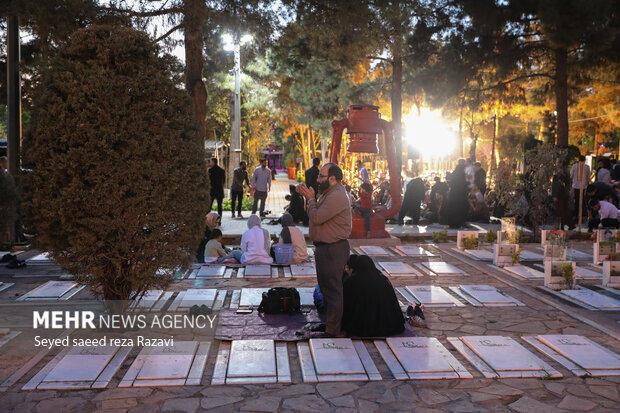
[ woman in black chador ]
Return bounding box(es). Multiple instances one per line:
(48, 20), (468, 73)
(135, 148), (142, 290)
(398, 178), (426, 225)
(341, 255), (405, 337)
(445, 159), (469, 228)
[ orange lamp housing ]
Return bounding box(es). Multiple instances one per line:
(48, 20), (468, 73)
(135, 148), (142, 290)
(330, 105), (402, 239)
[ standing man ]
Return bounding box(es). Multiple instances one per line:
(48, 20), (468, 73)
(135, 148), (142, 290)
(209, 157), (225, 217)
(297, 163), (352, 337)
(305, 157), (321, 194)
(252, 159), (271, 217)
(570, 155), (591, 221)
(473, 162), (487, 195)
(231, 160), (250, 219)
(356, 160), (370, 184)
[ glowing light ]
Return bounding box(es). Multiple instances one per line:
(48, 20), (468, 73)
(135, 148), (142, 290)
(405, 108), (457, 158)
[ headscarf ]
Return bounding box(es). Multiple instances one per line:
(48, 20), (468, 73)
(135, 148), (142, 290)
(247, 214), (261, 229)
(206, 212), (220, 230)
(351, 255), (381, 276)
(280, 212), (295, 244)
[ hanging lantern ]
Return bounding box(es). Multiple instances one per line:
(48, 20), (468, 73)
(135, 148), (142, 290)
(346, 105), (381, 153)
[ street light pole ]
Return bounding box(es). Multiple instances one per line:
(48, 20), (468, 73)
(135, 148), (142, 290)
(231, 36), (241, 174)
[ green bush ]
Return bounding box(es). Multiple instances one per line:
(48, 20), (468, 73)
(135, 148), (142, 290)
(432, 229), (448, 243)
(221, 196), (254, 211)
(28, 25), (209, 302)
(485, 229), (497, 243)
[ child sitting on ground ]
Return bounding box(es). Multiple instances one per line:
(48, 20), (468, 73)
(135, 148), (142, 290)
(355, 182), (373, 237)
(204, 229), (228, 259)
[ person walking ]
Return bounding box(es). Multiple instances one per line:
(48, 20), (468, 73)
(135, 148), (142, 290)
(305, 157), (321, 194)
(297, 163), (352, 337)
(230, 160), (250, 218)
(252, 159), (271, 216)
(208, 157), (226, 217)
(570, 155), (591, 221)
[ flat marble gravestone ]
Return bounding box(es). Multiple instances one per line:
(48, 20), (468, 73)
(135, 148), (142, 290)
(227, 340), (276, 378)
(574, 266), (602, 279)
(244, 265), (272, 277)
(197, 265), (226, 277)
(179, 289), (217, 308)
(537, 335), (620, 370)
(504, 265), (544, 279)
(27, 281), (76, 298)
(27, 253), (52, 262)
(138, 342), (198, 380)
(422, 262), (466, 275)
(462, 336), (545, 371)
(405, 286), (455, 305)
(460, 285), (515, 304)
(520, 250), (544, 261)
(570, 249), (593, 260)
(378, 262), (417, 275)
(560, 289), (620, 309)
(465, 250), (494, 260)
(387, 337), (453, 373)
(309, 338), (365, 375)
(290, 263), (316, 276)
(395, 246), (435, 257)
(359, 246), (391, 255)
(44, 346), (117, 382)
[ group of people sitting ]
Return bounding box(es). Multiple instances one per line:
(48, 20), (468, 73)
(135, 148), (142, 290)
(196, 211), (309, 265)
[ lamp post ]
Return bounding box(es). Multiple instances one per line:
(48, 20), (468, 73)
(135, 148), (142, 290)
(223, 33), (252, 187)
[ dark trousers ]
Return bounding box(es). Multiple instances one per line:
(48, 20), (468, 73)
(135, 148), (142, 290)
(398, 201), (421, 225)
(356, 206), (371, 232)
(554, 194), (572, 229)
(230, 190), (243, 216)
(588, 217), (620, 231)
(314, 239), (350, 336)
(574, 188), (586, 218)
(252, 190), (267, 214)
(210, 194), (223, 217)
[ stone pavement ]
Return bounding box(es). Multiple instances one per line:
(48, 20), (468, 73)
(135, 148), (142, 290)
(1, 241), (620, 412)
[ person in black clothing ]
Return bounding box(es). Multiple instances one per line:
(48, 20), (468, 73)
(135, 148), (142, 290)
(285, 185), (309, 225)
(341, 255), (405, 337)
(230, 160), (250, 218)
(445, 159), (469, 228)
(305, 157), (321, 195)
(208, 157), (226, 217)
(398, 178), (425, 225)
(552, 163), (574, 230)
(473, 162), (486, 195)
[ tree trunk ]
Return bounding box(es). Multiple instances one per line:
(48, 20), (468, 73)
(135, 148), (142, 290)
(458, 100), (464, 158)
(391, 54), (403, 178)
(555, 46), (569, 147)
(184, 0), (207, 144)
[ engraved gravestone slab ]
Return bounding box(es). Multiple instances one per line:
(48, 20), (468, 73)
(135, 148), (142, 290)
(395, 246), (435, 257)
(239, 288), (265, 307)
(560, 289), (620, 309)
(537, 335), (620, 370)
(137, 342), (198, 380)
(465, 250), (494, 260)
(227, 340), (276, 378)
(462, 336), (544, 371)
(28, 281), (76, 298)
(405, 286), (455, 305)
(290, 263), (316, 276)
(570, 249), (593, 260)
(504, 266), (544, 279)
(197, 265), (226, 277)
(135, 290), (163, 308)
(460, 285), (515, 304)
(359, 246), (391, 255)
(597, 229), (617, 243)
(244, 265), (272, 277)
(422, 262), (466, 275)
(520, 250), (544, 261)
(44, 346), (118, 382)
(180, 289), (217, 308)
(378, 262), (418, 275)
(309, 338), (365, 375)
(574, 266), (602, 279)
(387, 337), (453, 373)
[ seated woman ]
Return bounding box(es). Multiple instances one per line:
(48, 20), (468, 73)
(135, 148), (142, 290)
(274, 213), (308, 263)
(341, 255), (405, 337)
(232, 214), (273, 264)
(196, 212), (220, 263)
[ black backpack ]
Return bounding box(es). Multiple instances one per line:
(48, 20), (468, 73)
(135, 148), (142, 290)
(258, 287), (301, 314)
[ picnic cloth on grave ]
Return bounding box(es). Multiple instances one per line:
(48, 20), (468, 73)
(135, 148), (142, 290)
(215, 308), (416, 341)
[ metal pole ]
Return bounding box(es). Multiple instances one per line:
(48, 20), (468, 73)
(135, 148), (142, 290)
(227, 36), (242, 189)
(578, 162), (584, 232)
(7, 15), (21, 177)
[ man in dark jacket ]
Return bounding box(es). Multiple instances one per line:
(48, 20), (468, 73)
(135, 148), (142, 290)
(209, 157), (226, 217)
(473, 162), (487, 195)
(230, 160), (250, 218)
(305, 157), (321, 195)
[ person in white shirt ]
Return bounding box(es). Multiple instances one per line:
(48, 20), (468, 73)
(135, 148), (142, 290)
(356, 160), (370, 184)
(596, 158), (612, 184)
(570, 155), (591, 219)
(231, 214), (273, 264)
(464, 158), (474, 188)
(588, 199), (619, 231)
